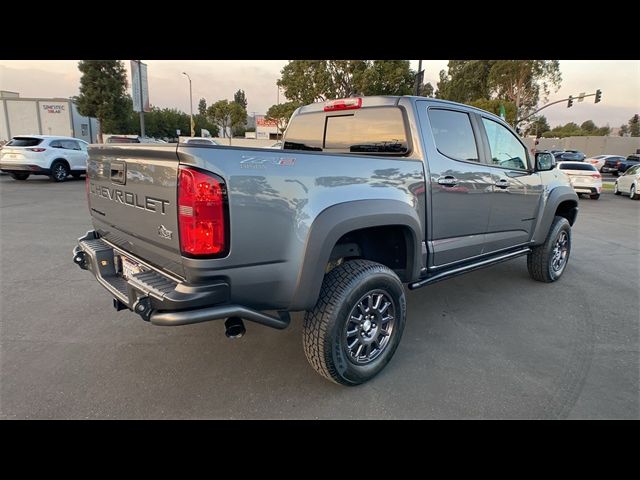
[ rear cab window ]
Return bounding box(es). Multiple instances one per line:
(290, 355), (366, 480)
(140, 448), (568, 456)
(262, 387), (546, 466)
(284, 107), (409, 155)
(7, 137), (43, 147)
(558, 163), (597, 171)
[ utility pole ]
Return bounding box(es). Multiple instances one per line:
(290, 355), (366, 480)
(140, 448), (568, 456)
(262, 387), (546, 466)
(182, 72), (194, 136)
(415, 60), (423, 96)
(136, 60), (146, 138)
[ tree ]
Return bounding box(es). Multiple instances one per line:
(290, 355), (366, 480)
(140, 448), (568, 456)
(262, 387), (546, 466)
(628, 114), (640, 137)
(207, 100), (247, 144)
(580, 120), (597, 133)
(359, 60), (415, 96)
(487, 60), (562, 123)
(435, 60), (495, 103)
(233, 90), (248, 110)
(76, 60), (129, 143)
(541, 121), (610, 139)
(524, 115), (550, 137)
(277, 60), (417, 104)
(469, 99), (517, 126)
(265, 102), (300, 137)
(419, 82), (434, 98)
(198, 98), (207, 116)
(619, 124), (629, 137)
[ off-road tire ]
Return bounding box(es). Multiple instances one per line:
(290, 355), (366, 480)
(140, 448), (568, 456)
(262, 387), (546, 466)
(303, 259), (406, 386)
(527, 216), (571, 283)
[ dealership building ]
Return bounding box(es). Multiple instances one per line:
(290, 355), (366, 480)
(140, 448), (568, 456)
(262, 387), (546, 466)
(0, 91), (99, 143)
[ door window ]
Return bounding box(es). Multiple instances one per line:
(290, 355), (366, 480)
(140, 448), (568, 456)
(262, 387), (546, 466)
(482, 118), (529, 170)
(428, 109), (479, 162)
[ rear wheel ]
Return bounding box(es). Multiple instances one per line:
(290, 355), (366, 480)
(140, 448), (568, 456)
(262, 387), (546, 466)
(527, 216), (571, 283)
(630, 184), (639, 200)
(50, 161), (69, 182)
(303, 259), (406, 386)
(614, 182), (621, 195)
(9, 173), (30, 181)
(590, 193), (600, 200)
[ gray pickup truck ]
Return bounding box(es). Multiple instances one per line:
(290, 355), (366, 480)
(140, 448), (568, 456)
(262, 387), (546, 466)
(73, 96), (578, 385)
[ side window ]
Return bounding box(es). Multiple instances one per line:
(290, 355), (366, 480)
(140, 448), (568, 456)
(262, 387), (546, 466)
(482, 118), (528, 170)
(79, 142), (88, 152)
(626, 165), (638, 175)
(62, 140), (80, 150)
(50, 140), (63, 148)
(428, 109), (479, 162)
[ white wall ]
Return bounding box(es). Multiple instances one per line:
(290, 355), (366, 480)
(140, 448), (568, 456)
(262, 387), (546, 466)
(523, 136), (640, 157)
(6, 100), (39, 137)
(0, 102), (8, 142)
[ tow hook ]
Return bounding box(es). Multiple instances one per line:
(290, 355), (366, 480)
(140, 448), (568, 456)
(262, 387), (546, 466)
(133, 297), (152, 322)
(224, 317), (246, 339)
(73, 251), (88, 270)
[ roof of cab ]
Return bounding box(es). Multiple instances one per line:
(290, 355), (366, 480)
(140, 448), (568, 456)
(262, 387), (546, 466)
(296, 95), (506, 124)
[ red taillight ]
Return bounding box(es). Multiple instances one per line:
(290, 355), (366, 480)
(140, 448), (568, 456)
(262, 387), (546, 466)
(591, 173), (601, 178)
(323, 97), (362, 111)
(178, 166), (227, 257)
(27, 148), (46, 152)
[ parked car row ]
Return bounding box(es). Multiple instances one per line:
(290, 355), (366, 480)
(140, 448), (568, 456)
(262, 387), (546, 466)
(602, 154), (640, 176)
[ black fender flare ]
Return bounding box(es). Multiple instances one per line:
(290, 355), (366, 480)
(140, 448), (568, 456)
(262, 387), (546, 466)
(531, 185), (578, 245)
(289, 199), (423, 311)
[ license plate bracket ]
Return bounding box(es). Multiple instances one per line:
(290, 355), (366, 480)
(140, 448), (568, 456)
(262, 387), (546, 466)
(121, 255), (143, 279)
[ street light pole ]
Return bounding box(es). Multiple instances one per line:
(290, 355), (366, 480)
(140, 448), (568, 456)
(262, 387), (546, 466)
(182, 72), (194, 137)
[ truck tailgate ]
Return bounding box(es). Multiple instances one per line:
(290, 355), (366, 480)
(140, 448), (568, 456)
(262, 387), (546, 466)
(87, 144), (184, 278)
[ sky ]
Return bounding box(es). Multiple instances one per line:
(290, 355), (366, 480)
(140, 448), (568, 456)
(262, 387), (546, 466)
(1, 60), (638, 128)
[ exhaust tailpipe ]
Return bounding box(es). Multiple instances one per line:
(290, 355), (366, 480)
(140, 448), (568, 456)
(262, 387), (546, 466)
(225, 317), (246, 339)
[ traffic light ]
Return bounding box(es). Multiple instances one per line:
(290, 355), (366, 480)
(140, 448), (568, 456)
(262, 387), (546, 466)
(567, 95), (574, 108)
(595, 89), (602, 103)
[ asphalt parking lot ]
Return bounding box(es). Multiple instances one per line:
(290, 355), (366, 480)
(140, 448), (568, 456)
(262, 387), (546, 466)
(1, 174), (638, 419)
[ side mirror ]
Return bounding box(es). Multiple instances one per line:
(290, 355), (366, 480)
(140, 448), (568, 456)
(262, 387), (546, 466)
(536, 152), (555, 171)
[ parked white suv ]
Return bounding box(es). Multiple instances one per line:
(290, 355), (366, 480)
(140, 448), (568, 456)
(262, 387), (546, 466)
(0, 135), (89, 182)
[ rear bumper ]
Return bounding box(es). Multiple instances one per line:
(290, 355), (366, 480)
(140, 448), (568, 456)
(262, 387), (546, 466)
(72, 230), (289, 329)
(0, 163), (50, 174)
(601, 166), (618, 173)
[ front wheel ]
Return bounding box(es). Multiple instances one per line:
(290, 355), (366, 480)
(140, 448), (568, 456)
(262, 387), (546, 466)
(9, 173), (30, 181)
(527, 216), (572, 283)
(630, 184), (639, 200)
(614, 183), (621, 195)
(590, 193), (600, 200)
(303, 260), (406, 386)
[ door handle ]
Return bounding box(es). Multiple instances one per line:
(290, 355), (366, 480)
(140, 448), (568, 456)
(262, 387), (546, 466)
(494, 179), (509, 189)
(437, 176), (458, 186)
